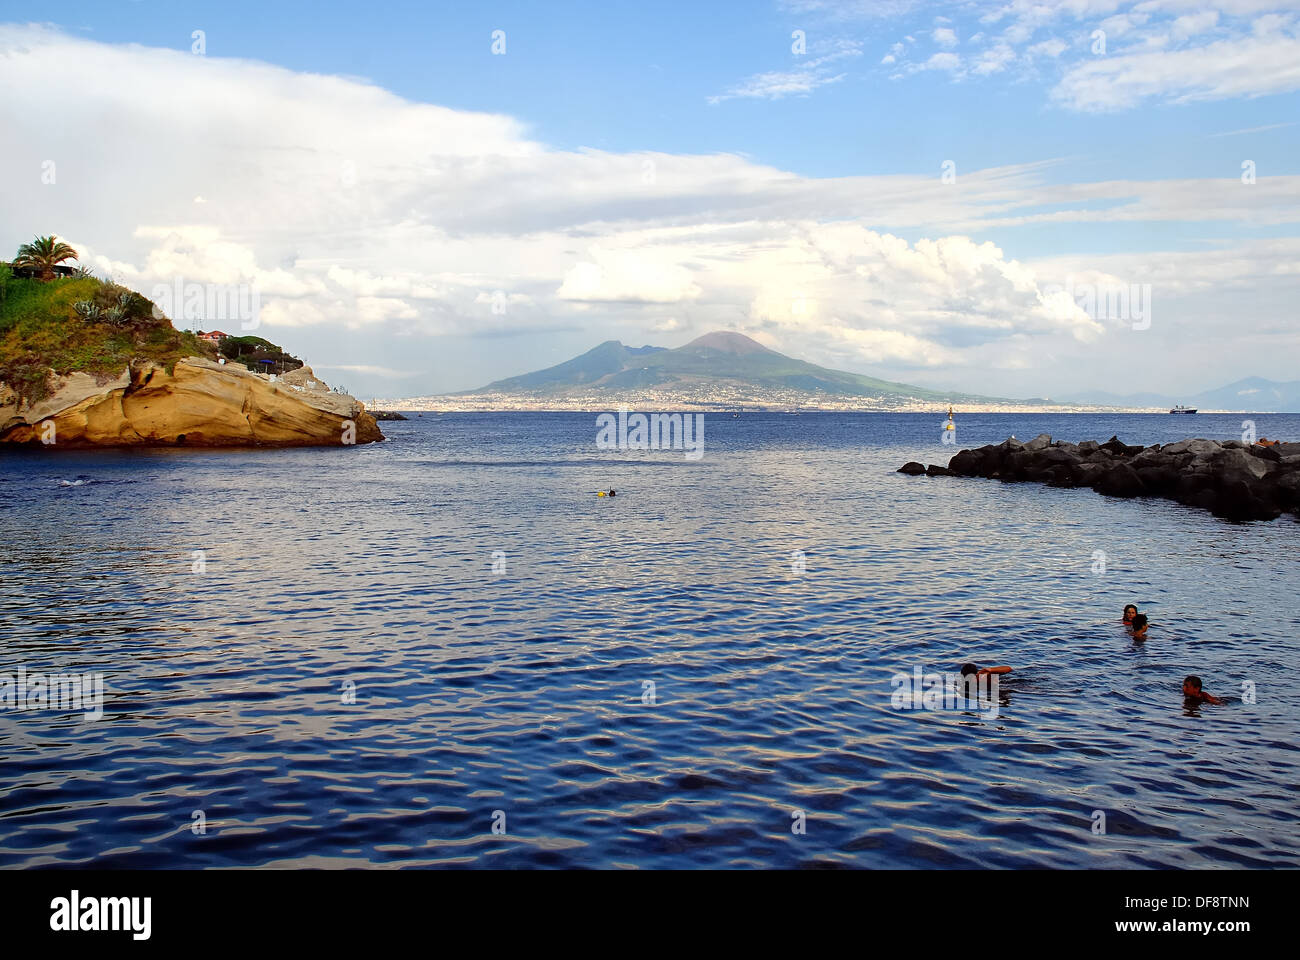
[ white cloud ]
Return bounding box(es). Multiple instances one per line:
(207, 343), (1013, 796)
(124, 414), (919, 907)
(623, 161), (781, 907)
(1206, 120), (1297, 136)
(868, 1), (1300, 116)
(1054, 26), (1300, 110)
(915, 51), (964, 72)
(316, 363), (417, 377)
(1, 23), (1296, 394)
(709, 42), (862, 103)
(1028, 38), (1068, 58)
(557, 249), (703, 303)
(1171, 10), (1220, 39)
(973, 43), (1017, 74)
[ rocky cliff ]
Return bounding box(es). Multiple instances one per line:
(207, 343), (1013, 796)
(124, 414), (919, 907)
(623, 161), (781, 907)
(0, 358), (383, 448)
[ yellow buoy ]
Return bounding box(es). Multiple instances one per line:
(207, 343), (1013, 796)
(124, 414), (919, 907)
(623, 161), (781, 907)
(597, 491), (606, 497)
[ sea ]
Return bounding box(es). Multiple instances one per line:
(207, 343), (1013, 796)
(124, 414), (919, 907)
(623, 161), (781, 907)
(1, 411), (1298, 869)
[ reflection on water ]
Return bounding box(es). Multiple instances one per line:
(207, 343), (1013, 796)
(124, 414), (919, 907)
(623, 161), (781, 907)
(1, 412), (1298, 868)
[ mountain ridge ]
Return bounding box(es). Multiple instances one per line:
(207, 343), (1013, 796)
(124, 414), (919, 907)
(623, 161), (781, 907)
(466, 330), (1011, 405)
(1060, 376), (1300, 412)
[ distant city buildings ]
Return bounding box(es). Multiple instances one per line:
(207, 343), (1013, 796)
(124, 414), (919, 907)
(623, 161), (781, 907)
(369, 388), (1141, 414)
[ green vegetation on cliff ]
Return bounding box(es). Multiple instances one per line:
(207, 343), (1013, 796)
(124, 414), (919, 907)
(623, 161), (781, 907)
(1, 237), (304, 405)
(0, 263), (209, 403)
(218, 335), (303, 375)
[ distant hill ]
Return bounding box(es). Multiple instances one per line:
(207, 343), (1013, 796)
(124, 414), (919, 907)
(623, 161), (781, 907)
(1061, 377), (1300, 412)
(469, 331), (1013, 405)
(1192, 378), (1300, 412)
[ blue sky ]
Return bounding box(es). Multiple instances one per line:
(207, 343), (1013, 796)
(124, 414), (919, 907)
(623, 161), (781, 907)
(3, 1), (1299, 399)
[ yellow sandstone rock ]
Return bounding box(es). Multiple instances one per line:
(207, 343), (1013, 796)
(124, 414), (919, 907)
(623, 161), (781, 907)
(0, 357), (383, 448)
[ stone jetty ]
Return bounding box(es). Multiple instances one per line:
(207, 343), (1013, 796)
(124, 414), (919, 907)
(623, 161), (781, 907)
(899, 435), (1300, 521)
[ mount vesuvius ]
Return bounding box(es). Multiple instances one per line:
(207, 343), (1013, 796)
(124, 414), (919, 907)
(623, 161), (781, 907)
(456, 331), (1021, 409)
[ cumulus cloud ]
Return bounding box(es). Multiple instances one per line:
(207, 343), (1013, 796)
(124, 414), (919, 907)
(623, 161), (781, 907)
(0, 22), (1294, 396)
(557, 247), (703, 303)
(915, 51), (964, 72)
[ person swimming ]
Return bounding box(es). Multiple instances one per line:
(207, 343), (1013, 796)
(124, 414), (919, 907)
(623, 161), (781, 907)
(1122, 604), (1138, 624)
(1182, 675), (1223, 705)
(961, 663), (1012, 679)
(1129, 613), (1149, 638)
(959, 662), (1012, 698)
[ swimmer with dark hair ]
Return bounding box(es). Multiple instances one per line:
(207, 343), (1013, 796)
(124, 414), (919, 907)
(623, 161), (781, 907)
(958, 662), (1011, 697)
(1183, 676), (1223, 705)
(961, 663), (1012, 679)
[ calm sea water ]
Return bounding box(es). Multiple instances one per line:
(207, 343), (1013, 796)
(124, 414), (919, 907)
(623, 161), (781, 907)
(2, 412), (1298, 869)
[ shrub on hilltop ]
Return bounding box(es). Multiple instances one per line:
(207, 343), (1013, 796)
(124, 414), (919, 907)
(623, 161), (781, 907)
(0, 245), (209, 404)
(1, 236), (309, 406)
(217, 335), (303, 374)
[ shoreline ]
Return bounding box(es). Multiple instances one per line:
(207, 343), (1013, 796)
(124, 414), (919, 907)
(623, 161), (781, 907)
(373, 403), (1292, 415)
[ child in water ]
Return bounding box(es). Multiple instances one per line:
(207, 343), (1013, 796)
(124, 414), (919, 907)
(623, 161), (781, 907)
(1182, 675), (1224, 705)
(1122, 604), (1138, 624)
(961, 663), (1012, 679)
(1129, 613), (1149, 639)
(959, 662), (1011, 698)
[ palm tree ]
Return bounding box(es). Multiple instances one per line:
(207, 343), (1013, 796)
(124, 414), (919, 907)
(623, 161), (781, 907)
(12, 235), (79, 282)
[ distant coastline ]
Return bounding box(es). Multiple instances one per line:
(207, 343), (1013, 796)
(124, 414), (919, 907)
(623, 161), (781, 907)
(370, 396), (1262, 415)
(372, 331), (1298, 415)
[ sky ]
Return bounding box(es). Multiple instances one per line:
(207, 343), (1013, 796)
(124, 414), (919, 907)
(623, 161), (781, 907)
(1, 0), (1298, 401)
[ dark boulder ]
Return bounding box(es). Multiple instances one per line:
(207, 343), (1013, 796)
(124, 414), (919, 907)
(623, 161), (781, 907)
(1094, 463), (1145, 498)
(1249, 443), (1283, 464)
(1267, 471), (1300, 510)
(1025, 451), (1074, 483)
(898, 461), (926, 475)
(1135, 465), (1181, 497)
(926, 464), (954, 477)
(1101, 435), (1144, 457)
(1044, 465), (1075, 487)
(1006, 450), (1035, 479)
(1071, 461), (1109, 487)
(1214, 479), (1281, 521)
(948, 448), (985, 475)
(1173, 470), (1216, 506)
